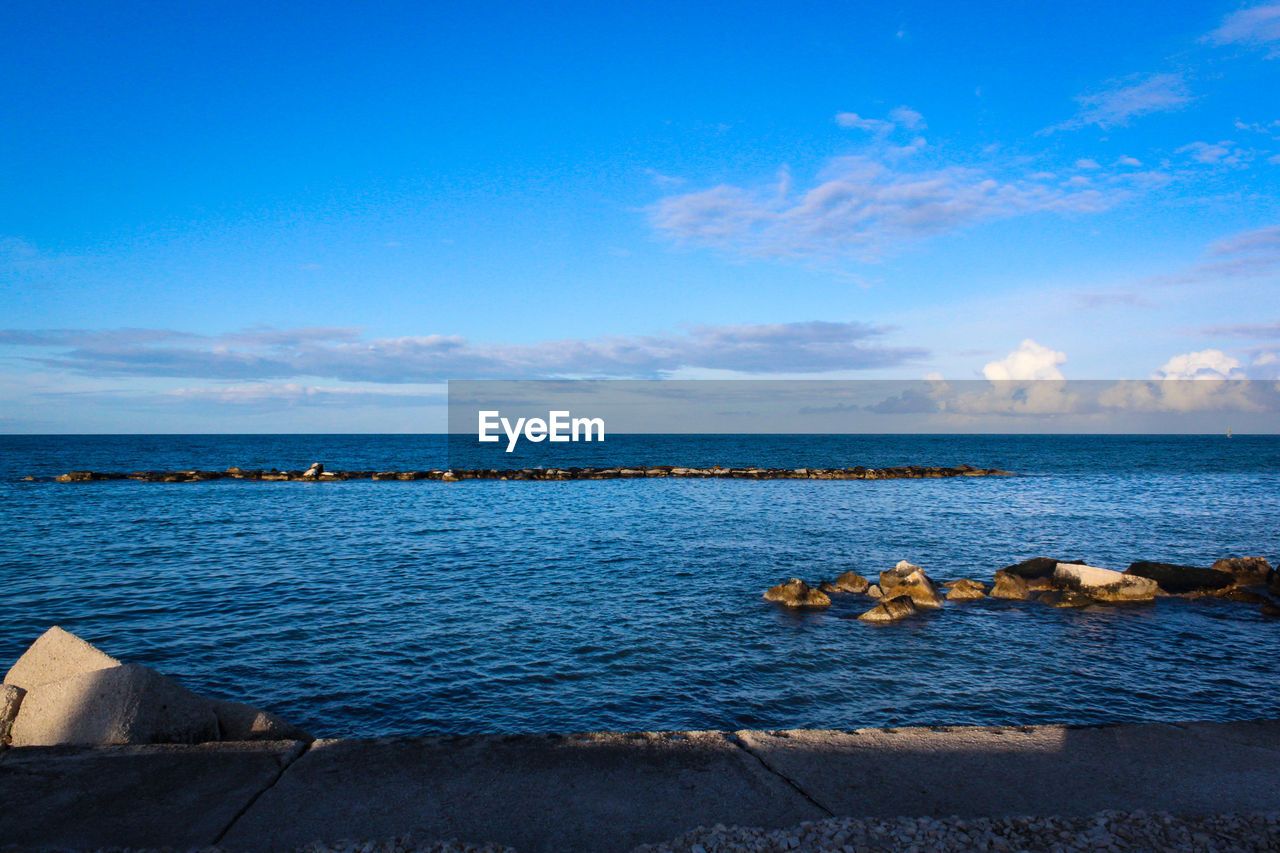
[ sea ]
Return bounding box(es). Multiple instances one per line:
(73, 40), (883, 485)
(1, 433), (1278, 737)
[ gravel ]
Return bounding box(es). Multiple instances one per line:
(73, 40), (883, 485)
(60, 811), (1280, 852)
(634, 811), (1280, 853)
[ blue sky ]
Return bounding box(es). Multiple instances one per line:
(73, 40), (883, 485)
(2, 1), (1279, 431)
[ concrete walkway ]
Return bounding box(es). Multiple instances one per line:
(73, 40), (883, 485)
(3, 720), (1279, 852)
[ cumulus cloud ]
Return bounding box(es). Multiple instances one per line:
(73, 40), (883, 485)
(981, 339), (1067, 381)
(1208, 3), (1280, 54)
(1151, 349), (1245, 380)
(0, 321), (927, 383)
(651, 156), (1111, 262)
(1045, 73), (1192, 133)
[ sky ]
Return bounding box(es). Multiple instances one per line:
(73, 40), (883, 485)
(2, 1), (1279, 432)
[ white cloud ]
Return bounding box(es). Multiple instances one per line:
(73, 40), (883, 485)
(888, 106), (926, 129)
(651, 155), (1112, 262)
(0, 321), (927, 382)
(834, 112), (894, 134)
(1045, 73), (1192, 133)
(1151, 349), (1244, 380)
(1208, 3), (1280, 54)
(1154, 224), (1280, 286)
(981, 339), (1067, 381)
(1176, 140), (1253, 166)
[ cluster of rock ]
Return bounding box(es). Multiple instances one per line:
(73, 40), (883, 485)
(764, 555), (1280, 623)
(0, 626), (310, 747)
(38, 462), (1011, 483)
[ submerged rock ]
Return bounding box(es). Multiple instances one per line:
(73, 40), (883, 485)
(1211, 556), (1274, 587)
(763, 578), (831, 608)
(1054, 590), (1095, 608)
(1214, 588), (1273, 605)
(1262, 602), (1280, 617)
(857, 595), (918, 623)
(946, 579), (987, 601)
(2, 626), (311, 747)
(990, 570), (1031, 600)
(1053, 563), (1157, 602)
(878, 561), (945, 608)
(832, 570), (870, 594)
(1125, 561), (1233, 594)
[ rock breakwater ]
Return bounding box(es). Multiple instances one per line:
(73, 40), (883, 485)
(35, 463), (1012, 483)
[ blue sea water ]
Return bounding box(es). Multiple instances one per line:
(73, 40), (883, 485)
(1, 434), (1278, 737)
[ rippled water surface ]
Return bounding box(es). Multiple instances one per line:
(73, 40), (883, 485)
(1, 434), (1278, 736)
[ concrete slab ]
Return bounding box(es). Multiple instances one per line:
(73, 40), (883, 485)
(735, 721), (1280, 819)
(220, 731), (826, 853)
(0, 740), (305, 850)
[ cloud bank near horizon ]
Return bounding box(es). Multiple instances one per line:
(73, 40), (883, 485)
(0, 320), (926, 384)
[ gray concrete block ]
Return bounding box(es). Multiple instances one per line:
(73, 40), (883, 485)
(3, 625), (120, 691)
(221, 731), (827, 853)
(735, 722), (1280, 818)
(0, 740), (306, 850)
(10, 663), (220, 746)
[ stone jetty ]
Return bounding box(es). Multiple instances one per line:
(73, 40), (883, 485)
(36, 463), (1012, 483)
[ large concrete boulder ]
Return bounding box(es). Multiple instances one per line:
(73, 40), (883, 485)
(763, 578), (831, 608)
(1, 683), (24, 743)
(1211, 556), (1273, 587)
(210, 698), (313, 742)
(1125, 561), (1233, 594)
(857, 596), (918, 623)
(9, 663), (220, 747)
(831, 571), (870, 594)
(946, 580), (987, 601)
(990, 570), (1031, 600)
(2, 627), (311, 747)
(1053, 563), (1157, 603)
(878, 561), (944, 608)
(3, 625), (121, 691)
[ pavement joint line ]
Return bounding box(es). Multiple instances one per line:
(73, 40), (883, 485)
(726, 732), (835, 818)
(211, 740), (312, 846)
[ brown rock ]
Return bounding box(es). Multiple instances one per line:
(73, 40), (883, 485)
(990, 570), (1031, 600)
(763, 578), (831, 608)
(946, 580), (987, 601)
(878, 560), (945, 608)
(998, 557), (1086, 580)
(857, 595), (918, 623)
(866, 584), (883, 599)
(1125, 561), (1233, 594)
(1211, 556), (1273, 587)
(1, 683), (25, 743)
(832, 571), (870, 594)
(1054, 591), (1095, 608)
